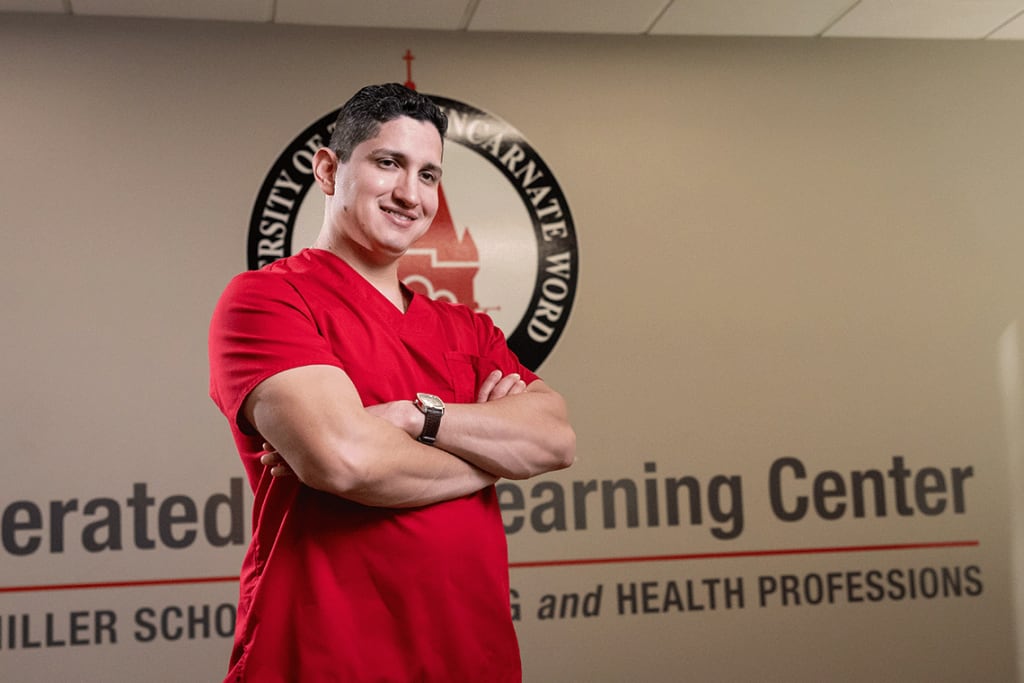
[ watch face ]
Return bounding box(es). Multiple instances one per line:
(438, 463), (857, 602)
(416, 393), (444, 411)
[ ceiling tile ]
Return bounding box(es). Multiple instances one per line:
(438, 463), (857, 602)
(987, 8), (1024, 37)
(70, 0), (273, 22)
(651, 0), (858, 36)
(0, 0), (66, 12)
(5, 0), (1024, 42)
(825, 0), (1024, 39)
(276, 0), (473, 30)
(468, 0), (670, 34)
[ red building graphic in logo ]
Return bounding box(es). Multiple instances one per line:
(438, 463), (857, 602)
(399, 184), (480, 310)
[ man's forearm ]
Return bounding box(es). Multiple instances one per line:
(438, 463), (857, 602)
(430, 381), (576, 480)
(265, 416), (499, 508)
(329, 434), (499, 507)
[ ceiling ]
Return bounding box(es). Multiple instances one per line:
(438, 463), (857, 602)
(4, 0), (1024, 40)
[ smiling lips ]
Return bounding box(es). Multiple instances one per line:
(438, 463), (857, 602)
(382, 206), (418, 223)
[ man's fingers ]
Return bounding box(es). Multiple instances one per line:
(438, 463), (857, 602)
(478, 372), (526, 402)
(477, 369), (502, 403)
(491, 373), (522, 399)
(260, 449), (295, 477)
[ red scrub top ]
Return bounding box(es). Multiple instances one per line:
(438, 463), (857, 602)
(209, 249), (534, 682)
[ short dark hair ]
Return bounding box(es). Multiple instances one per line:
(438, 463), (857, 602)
(329, 83), (448, 162)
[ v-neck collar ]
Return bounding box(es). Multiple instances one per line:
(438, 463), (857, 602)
(303, 248), (430, 333)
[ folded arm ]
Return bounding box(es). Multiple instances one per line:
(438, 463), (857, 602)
(244, 364), (497, 508)
(376, 370), (576, 480)
(258, 366), (576, 488)
(439, 378), (575, 479)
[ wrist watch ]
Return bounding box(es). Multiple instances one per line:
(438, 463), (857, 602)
(413, 393), (445, 445)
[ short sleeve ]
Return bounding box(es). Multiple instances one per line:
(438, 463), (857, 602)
(208, 270), (344, 434)
(473, 312), (539, 387)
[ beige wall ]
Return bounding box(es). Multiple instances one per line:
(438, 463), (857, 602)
(2, 13), (1022, 682)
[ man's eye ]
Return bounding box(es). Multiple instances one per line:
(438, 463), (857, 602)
(378, 158), (397, 168)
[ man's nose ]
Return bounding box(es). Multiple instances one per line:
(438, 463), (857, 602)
(392, 172), (419, 207)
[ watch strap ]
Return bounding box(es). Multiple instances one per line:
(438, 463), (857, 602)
(418, 409), (442, 445)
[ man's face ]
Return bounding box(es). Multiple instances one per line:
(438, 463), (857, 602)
(330, 116), (443, 264)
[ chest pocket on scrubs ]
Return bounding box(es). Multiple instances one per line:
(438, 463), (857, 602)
(444, 351), (501, 404)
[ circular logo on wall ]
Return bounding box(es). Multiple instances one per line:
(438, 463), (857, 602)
(248, 96), (578, 371)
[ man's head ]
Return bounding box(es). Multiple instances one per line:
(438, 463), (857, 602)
(312, 84), (446, 268)
(329, 83), (448, 163)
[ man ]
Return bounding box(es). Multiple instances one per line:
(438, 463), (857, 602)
(208, 83), (576, 682)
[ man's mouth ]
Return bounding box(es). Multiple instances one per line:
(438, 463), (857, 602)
(382, 207), (416, 223)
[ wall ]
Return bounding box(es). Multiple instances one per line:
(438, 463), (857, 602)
(2, 13), (1022, 682)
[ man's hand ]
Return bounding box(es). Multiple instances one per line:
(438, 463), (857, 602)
(477, 370), (527, 403)
(260, 442), (293, 477)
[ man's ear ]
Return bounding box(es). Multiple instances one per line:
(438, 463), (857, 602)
(312, 148), (338, 195)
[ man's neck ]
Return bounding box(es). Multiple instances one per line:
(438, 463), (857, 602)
(313, 239), (408, 312)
